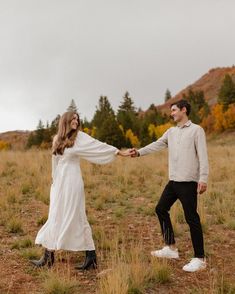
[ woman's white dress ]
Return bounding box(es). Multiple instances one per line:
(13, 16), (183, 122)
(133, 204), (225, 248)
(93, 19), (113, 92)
(35, 131), (118, 251)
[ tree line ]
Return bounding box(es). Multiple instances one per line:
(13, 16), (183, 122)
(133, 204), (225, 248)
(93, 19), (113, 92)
(25, 74), (235, 150)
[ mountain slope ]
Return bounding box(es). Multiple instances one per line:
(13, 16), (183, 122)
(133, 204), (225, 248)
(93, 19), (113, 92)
(157, 66), (235, 111)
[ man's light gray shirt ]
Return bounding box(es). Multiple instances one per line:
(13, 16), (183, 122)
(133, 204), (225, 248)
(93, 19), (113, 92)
(138, 121), (209, 183)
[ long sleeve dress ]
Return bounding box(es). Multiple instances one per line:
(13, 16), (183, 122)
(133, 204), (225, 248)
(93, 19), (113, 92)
(35, 131), (118, 251)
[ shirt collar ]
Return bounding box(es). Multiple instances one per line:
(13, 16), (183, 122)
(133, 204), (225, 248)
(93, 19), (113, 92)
(177, 120), (192, 128)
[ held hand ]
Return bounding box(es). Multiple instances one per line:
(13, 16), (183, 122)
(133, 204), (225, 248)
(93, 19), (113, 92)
(117, 149), (133, 157)
(130, 148), (139, 157)
(197, 182), (207, 194)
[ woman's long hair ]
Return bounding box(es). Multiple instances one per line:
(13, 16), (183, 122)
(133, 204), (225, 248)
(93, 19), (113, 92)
(52, 112), (80, 155)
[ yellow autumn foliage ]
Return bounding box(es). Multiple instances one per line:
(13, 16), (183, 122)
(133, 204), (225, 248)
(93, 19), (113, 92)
(0, 140), (11, 151)
(148, 124), (156, 138)
(83, 127), (91, 135)
(148, 122), (173, 139)
(125, 129), (140, 147)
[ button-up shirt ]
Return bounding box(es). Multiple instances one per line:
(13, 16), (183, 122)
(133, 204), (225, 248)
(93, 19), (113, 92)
(138, 120), (209, 183)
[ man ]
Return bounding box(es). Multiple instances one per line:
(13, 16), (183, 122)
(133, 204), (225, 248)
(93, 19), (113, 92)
(130, 99), (209, 272)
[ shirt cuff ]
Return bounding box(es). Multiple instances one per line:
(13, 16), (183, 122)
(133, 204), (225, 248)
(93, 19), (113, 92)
(199, 176), (208, 183)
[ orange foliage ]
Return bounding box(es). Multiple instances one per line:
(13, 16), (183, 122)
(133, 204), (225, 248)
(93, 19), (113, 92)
(222, 104), (235, 129)
(0, 140), (11, 151)
(201, 103), (235, 133)
(201, 115), (215, 133)
(40, 142), (51, 149)
(212, 104), (224, 132)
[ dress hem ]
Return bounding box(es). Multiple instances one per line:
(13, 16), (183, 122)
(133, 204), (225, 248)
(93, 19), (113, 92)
(35, 242), (95, 252)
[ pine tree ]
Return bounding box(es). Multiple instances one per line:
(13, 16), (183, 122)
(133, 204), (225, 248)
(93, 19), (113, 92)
(98, 116), (126, 148)
(81, 117), (92, 129)
(139, 119), (153, 146)
(218, 74), (235, 109)
(117, 91), (138, 133)
(184, 89), (209, 124)
(118, 91), (136, 112)
(50, 115), (60, 136)
(164, 89), (172, 102)
(35, 120), (45, 145)
(26, 132), (37, 148)
(27, 120), (45, 148)
(145, 104), (166, 125)
(67, 99), (78, 112)
(91, 96), (125, 147)
(92, 96), (115, 129)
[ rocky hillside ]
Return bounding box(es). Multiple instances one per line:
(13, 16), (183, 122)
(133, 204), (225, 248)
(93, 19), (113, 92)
(157, 66), (235, 112)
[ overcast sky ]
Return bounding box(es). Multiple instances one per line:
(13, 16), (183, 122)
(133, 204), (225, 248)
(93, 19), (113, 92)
(0, 0), (235, 132)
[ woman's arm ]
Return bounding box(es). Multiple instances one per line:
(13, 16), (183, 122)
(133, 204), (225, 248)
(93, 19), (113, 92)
(74, 131), (118, 164)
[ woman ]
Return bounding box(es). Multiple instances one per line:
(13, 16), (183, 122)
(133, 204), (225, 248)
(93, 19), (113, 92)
(31, 111), (128, 270)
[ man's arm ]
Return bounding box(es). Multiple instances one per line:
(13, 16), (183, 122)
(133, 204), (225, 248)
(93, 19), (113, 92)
(131, 129), (170, 157)
(195, 127), (209, 194)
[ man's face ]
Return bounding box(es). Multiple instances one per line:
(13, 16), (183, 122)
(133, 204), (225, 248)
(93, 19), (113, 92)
(170, 105), (186, 122)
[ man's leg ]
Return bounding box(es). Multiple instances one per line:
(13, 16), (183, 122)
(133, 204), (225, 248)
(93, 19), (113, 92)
(155, 181), (178, 246)
(175, 182), (204, 258)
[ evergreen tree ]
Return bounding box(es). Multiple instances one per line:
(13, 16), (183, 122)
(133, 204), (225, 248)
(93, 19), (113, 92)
(92, 96), (115, 129)
(183, 89), (209, 124)
(118, 91), (136, 112)
(164, 89), (172, 102)
(136, 103), (168, 146)
(81, 117), (92, 129)
(139, 119), (153, 146)
(145, 104), (167, 126)
(67, 99), (78, 112)
(218, 74), (235, 109)
(35, 120), (45, 145)
(92, 96), (126, 147)
(117, 91), (138, 133)
(50, 115), (60, 136)
(26, 115), (60, 149)
(26, 132), (37, 148)
(98, 116), (126, 149)
(26, 120), (45, 148)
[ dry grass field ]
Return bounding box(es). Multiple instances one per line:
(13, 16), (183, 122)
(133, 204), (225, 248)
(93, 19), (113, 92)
(0, 133), (235, 294)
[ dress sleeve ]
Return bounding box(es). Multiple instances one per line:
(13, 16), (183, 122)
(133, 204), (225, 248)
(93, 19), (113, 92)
(73, 131), (118, 164)
(51, 135), (59, 180)
(52, 155), (60, 180)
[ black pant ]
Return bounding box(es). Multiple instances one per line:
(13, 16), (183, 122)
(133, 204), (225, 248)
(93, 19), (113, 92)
(155, 181), (204, 258)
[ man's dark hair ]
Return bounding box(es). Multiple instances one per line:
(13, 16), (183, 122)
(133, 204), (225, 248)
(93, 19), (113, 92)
(171, 99), (191, 116)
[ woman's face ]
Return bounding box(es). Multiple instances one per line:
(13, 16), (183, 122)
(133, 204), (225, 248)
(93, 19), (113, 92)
(70, 114), (79, 130)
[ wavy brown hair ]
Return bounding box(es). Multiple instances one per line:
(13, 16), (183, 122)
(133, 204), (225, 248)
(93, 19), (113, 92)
(52, 112), (80, 155)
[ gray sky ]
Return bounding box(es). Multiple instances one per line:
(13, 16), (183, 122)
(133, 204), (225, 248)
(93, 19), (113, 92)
(0, 0), (235, 132)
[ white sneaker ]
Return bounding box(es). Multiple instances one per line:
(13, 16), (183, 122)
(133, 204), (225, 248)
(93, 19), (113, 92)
(151, 246), (179, 259)
(182, 258), (206, 272)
